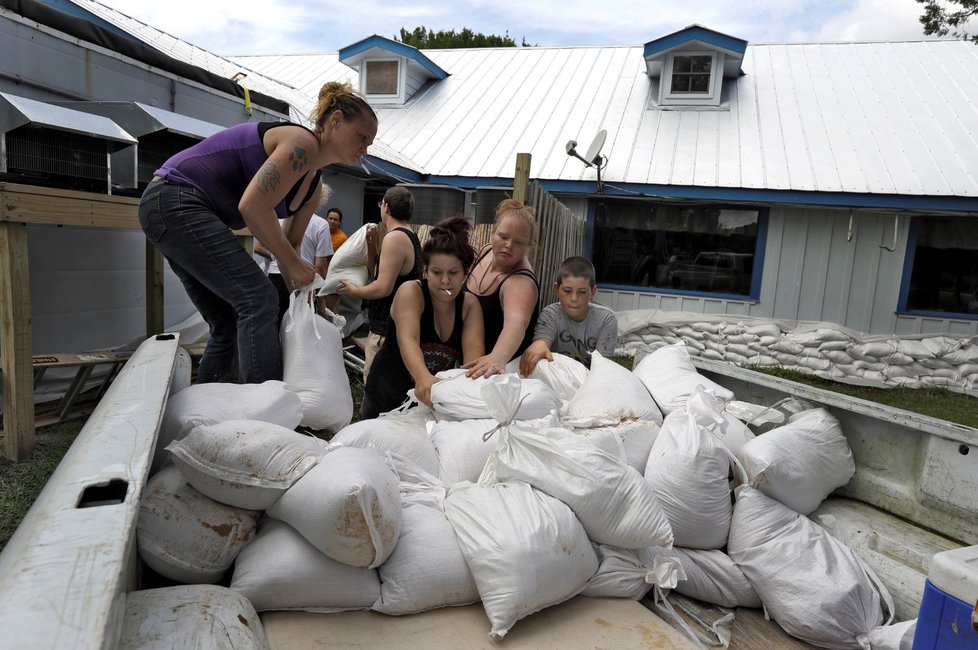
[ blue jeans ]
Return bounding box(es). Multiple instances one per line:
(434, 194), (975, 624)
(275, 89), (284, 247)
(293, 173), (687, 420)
(139, 179), (281, 383)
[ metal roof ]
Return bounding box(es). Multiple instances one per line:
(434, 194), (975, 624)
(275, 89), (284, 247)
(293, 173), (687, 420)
(56, 101), (224, 139)
(0, 91), (136, 146)
(66, 0), (422, 173)
(235, 39), (978, 200)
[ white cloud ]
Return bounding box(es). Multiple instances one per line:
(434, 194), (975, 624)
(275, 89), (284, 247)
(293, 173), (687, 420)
(90, 0), (964, 54)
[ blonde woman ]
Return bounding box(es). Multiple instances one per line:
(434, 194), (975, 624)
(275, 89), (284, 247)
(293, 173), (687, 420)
(138, 81), (377, 383)
(463, 199), (540, 378)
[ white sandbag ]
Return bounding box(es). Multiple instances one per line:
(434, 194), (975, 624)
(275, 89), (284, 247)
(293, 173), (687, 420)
(850, 341), (897, 361)
(444, 481), (598, 640)
(373, 503), (480, 615)
(792, 329), (852, 347)
(487, 375), (673, 549)
(428, 418), (500, 484)
(428, 369), (559, 421)
(267, 446), (401, 568)
(746, 323), (783, 339)
(582, 544), (683, 601)
(940, 342), (978, 365)
(562, 351), (663, 427)
(137, 466), (257, 584)
(867, 619), (916, 650)
(727, 486), (892, 649)
(574, 419), (661, 473)
(700, 348), (724, 361)
(316, 223), (371, 296)
(230, 518), (380, 612)
(736, 408), (855, 515)
(716, 411), (755, 458)
(389, 454), (451, 511)
(770, 338), (806, 355)
(632, 342), (734, 414)
(645, 389), (733, 550)
(120, 585), (269, 650)
(505, 352), (588, 401)
(671, 547), (761, 608)
(281, 287), (353, 432)
(166, 420), (328, 510)
(155, 380), (302, 470)
(331, 407), (439, 477)
(434, 414), (559, 486)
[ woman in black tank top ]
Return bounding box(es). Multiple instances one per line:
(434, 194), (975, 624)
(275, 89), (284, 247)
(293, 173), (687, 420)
(360, 217), (484, 418)
(462, 199), (540, 379)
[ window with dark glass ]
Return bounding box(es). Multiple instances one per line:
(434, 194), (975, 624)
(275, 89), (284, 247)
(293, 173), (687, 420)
(594, 200), (761, 297)
(670, 55), (712, 94)
(904, 218), (978, 316)
(365, 60), (399, 95)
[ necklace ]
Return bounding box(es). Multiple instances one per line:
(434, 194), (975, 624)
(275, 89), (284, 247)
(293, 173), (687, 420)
(475, 261), (504, 294)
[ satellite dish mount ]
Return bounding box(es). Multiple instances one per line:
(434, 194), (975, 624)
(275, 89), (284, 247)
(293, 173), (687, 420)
(565, 129), (608, 192)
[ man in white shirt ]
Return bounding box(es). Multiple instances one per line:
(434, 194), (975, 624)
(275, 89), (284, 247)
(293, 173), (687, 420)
(255, 213), (333, 322)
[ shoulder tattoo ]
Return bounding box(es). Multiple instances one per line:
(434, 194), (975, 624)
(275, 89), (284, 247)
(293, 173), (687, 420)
(288, 146), (308, 172)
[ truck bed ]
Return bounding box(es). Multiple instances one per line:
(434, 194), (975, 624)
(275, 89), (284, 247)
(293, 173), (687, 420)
(0, 335), (972, 648)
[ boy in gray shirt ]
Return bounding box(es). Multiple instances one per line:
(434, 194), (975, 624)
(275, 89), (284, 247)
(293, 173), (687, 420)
(519, 256), (618, 375)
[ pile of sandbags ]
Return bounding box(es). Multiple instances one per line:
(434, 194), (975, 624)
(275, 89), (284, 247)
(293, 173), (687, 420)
(136, 345), (911, 647)
(617, 309), (978, 396)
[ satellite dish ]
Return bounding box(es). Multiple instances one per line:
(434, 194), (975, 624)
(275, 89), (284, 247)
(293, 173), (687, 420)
(584, 129), (607, 165)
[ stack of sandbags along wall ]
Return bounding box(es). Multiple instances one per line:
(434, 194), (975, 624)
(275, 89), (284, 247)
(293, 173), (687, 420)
(616, 311), (978, 396)
(133, 346), (914, 647)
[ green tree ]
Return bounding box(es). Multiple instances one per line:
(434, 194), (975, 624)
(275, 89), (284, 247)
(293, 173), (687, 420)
(918, 0), (978, 43)
(396, 26), (533, 49)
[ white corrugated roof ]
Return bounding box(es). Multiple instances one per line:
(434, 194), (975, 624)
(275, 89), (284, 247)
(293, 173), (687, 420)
(236, 40), (978, 198)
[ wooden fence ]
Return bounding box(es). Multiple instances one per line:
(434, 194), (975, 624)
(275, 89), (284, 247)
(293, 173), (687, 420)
(409, 179), (584, 309)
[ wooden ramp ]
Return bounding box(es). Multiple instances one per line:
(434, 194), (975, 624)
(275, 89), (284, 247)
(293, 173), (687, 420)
(0, 351), (131, 434)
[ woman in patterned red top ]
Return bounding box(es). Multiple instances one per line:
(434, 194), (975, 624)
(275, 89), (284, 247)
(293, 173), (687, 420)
(360, 216), (484, 418)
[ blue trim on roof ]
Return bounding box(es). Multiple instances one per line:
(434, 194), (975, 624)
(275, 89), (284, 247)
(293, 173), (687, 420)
(424, 176), (978, 213)
(338, 35), (448, 80)
(644, 25), (748, 59)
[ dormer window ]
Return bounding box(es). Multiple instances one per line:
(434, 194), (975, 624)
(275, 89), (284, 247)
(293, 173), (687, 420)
(659, 50), (723, 106)
(643, 25), (746, 109)
(339, 35), (449, 107)
(364, 59), (400, 96)
(669, 54), (713, 94)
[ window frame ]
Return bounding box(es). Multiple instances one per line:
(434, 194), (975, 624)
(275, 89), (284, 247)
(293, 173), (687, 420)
(588, 198), (767, 301)
(897, 216), (978, 321)
(362, 58), (403, 101)
(659, 50), (723, 107)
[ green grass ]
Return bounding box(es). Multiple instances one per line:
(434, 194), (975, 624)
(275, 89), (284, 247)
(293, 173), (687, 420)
(750, 366), (978, 429)
(0, 418), (85, 552)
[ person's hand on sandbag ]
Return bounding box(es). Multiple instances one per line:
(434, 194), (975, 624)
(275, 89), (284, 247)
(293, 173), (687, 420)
(280, 256), (316, 292)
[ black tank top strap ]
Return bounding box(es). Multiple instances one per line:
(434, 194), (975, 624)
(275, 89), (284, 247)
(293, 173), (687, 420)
(256, 122), (321, 217)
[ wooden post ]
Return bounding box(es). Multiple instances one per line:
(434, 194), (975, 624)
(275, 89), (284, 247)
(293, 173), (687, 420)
(513, 153), (531, 203)
(0, 221), (35, 461)
(146, 241), (164, 337)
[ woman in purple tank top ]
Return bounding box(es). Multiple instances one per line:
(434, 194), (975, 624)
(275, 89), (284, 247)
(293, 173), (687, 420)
(138, 81), (377, 384)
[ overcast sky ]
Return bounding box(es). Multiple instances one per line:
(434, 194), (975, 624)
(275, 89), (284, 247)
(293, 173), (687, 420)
(93, 0), (964, 55)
